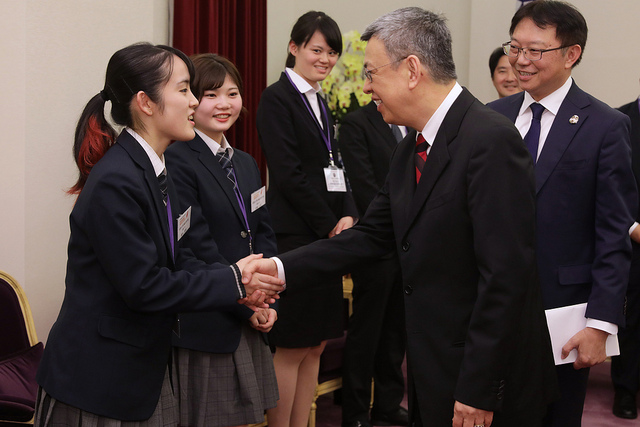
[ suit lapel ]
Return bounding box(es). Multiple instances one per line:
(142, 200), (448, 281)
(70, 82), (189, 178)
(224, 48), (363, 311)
(401, 88), (474, 235)
(535, 83), (590, 194)
(190, 135), (246, 227)
(282, 73), (331, 154)
(118, 132), (175, 265)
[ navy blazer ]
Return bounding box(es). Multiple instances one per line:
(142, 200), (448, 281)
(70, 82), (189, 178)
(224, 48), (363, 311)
(166, 134), (277, 352)
(37, 131), (247, 421)
(256, 72), (358, 238)
(488, 82), (637, 326)
(277, 89), (558, 424)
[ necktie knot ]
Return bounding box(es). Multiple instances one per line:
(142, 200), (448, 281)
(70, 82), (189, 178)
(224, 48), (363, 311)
(530, 102), (545, 121)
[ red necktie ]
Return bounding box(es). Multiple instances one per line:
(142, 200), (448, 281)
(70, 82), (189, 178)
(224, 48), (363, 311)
(415, 134), (428, 183)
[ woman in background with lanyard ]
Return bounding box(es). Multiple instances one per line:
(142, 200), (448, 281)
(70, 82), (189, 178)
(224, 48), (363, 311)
(256, 11), (358, 427)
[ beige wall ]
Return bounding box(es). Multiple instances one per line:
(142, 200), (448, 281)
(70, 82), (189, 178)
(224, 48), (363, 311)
(1, 0), (638, 342)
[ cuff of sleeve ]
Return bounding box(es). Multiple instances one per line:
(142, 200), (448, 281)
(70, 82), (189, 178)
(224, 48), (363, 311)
(231, 264), (246, 298)
(585, 318), (618, 335)
(272, 257), (287, 292)
(630, 222), (639, 235)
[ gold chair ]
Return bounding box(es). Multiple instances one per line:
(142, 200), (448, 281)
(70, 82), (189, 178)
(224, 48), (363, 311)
(0, 270), (42, 426)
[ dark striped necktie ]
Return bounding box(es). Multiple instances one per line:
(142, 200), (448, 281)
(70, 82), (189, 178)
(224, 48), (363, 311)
(158, 168), (168, 206)
(415, 134), (428, 183)
(216, 148), (237, 190)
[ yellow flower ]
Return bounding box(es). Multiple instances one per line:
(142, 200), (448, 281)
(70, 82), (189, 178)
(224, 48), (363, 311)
(324, 30), (368, 122)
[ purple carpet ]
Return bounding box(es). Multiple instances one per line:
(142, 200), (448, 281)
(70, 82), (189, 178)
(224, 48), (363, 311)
(315, 360), (640, 426)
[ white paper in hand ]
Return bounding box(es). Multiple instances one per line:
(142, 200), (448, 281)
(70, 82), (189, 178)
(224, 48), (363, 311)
(544, 302), (619, 365)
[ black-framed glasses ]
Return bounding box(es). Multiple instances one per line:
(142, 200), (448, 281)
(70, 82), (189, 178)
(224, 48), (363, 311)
(501, 41), (569, 61)
(362, 57), (407, 83)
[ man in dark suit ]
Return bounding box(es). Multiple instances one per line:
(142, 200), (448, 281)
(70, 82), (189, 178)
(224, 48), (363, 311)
(611, 91), (640, 419)
(488, 2), (636, 425)
(338, 103), (411, 427)
(244, 7), (558, 426)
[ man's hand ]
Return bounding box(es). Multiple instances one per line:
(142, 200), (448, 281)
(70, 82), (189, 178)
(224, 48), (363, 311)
(329, 216), (355, 238)
(236, 254), (284, 296)
(241, 257), (279, 287)
(561, 326), (608, 369)
(452, 401), (493, 427)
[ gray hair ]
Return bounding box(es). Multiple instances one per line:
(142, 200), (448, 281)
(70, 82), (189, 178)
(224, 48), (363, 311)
(361, 7), (457, 84)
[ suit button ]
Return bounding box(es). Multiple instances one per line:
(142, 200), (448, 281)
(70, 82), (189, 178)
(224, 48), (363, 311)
(404, 284), (413, 295)
(240, 231), (248, 238)
(402, 241), (410, 251)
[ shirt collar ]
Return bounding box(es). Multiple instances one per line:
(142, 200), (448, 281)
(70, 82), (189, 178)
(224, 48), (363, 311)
(420, 82), (463, 144)
(519, 76), (573, 117)
(125, 127), (165, 177)
(285, 67), (322, 96)
(195, 128), (233, 158)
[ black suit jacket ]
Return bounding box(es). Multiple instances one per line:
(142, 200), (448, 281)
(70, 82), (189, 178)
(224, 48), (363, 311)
(489, 83), (636, 325)
(619, 99), (640, 222)
(339, 101), (416, 216)
(256, 72), (357, 238)
(166, 134), (277, 352)
(37, 131), (246, 421)
(278, 88), (558, 424)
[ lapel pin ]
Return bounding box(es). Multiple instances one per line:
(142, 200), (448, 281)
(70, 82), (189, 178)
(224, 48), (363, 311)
(569, 115), (579, 124)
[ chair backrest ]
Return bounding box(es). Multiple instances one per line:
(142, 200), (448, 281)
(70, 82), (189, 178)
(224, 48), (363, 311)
(0, 271), (38, 358)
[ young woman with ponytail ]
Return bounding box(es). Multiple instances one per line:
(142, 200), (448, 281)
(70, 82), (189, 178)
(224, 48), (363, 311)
(34, 43), (283, 426)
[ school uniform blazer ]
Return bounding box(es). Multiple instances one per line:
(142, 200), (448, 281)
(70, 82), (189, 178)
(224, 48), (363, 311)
(166, 134), (277, 353)
(277, 88), (558, 425)
(37, 131), (247, 421)
(618, 99), (640, 222)
(488, 82), (636, 326)
(339, 101), (416, 215)
(256, 72), (358, 238)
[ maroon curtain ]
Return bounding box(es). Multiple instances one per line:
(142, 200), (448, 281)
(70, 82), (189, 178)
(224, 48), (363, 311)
(173, 0), (268, 182)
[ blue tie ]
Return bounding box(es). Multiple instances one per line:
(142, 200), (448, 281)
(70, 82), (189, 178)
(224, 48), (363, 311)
(524, 103), (545, 163)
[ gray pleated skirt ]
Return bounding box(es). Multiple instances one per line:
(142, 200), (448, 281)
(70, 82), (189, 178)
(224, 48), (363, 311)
(174, 324), (278, 427)
(34, 368), (178, 427)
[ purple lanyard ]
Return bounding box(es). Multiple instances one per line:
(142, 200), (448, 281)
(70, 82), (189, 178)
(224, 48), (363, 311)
(285, 72), (335, 165)
(166, 195), (175, 259)
(228, 166), (253, 254)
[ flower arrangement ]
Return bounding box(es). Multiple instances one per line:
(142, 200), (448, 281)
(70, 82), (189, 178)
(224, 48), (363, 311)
(322, 30), (370, 124)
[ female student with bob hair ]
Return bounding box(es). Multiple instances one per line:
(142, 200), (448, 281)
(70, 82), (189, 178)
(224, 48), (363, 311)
(34, 42), (283, 426)
(256, 11), (357, 427)
(166, 53), (278, 427)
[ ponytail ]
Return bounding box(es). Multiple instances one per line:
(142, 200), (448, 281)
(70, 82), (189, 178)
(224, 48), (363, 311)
(68, 93), (117, 195)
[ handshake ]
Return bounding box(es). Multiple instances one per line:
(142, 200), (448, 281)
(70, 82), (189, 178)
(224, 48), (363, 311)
(235, 254), (283, 311)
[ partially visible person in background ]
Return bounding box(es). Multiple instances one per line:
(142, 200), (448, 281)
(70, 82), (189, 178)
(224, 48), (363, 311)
(338, 101), (410, 427)
(166, 53), (278, 427)
(489, 47), (521, 98)
(611, 82), (640, 420)
(256, 11), (358, 427)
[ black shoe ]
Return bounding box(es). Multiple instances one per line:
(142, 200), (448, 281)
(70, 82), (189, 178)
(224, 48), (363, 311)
(370, 407), (409, 426)
(613, 389), (638, 419)
(343, 421), (372, 427)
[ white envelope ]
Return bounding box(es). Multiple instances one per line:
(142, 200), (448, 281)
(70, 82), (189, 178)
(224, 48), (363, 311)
(544, 302), (619, 365)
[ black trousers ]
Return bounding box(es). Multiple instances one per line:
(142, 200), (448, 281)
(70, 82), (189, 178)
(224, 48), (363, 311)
(542, 363), (590, 427)
(341, 255), (406, 423)
(611, 241), (640, 395)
